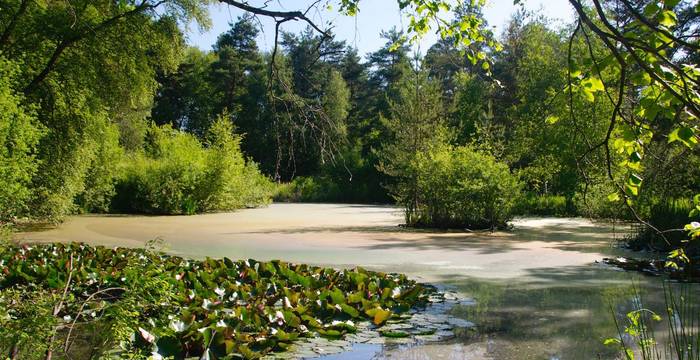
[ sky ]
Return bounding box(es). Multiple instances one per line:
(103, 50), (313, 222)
(185, 0), (575, 57)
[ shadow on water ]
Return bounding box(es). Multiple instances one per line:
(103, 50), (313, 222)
(226, 218), (633, 258)
(322, 264), (695, 360)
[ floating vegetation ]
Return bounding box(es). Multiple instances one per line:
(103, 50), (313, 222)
(278, 290), (476, 359)
(0, 242), (438, 359)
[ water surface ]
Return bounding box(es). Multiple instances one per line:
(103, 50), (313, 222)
(17, 203), (677, 359)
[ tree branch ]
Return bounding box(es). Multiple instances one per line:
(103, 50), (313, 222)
(0, 0), (30, 51)
(217, 0), (330, 37)
(23, 0), (166, 95)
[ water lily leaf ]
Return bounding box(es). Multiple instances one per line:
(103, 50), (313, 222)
(340, 303), (360, 318)
(380, 330), (410, 338)
(366, 308), (392, 325)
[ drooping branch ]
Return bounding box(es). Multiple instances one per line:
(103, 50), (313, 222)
(619, 0), (700, 52)
(23, 0), (167, 95)
(568, 0), (700, 118)
(217, 0), (331, 38)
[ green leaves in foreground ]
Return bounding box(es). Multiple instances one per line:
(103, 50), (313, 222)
(0, 243), (429, 359)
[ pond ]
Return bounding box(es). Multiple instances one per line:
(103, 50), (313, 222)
(16, 203), (686, 359)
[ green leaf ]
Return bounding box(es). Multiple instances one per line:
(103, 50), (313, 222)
(582, 76), (605, 92)
(545, 115), (559, 124)
(604, 338), (621, 345)
(608, 193), (621, 202)
(340, 303), (360, 317)
(657, 10), (677, 27)
(628, 173), (643, 186)
(668, 127), (697, 148)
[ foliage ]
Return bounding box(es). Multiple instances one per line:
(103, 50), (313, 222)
(629, 198), (696, 251)
(113, 118), (272, 215)
(412, 145), (521, 229)
(377, 69), (450, 224)
(0, 242), (431, 359)
(0, 58), (43, 221)
(605, 283), (700, 360)
(74, 114), (124, 213)
(513, 193), (573, 217)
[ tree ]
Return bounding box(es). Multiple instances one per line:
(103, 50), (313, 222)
(378, 69), (449, 224)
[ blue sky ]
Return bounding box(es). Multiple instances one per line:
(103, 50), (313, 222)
(185, 0), (574, 57)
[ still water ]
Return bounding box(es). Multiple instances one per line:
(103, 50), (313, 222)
(18, 203), (687, 359)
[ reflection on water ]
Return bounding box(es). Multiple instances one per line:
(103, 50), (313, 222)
(17, 204), (700, 359)
(320, 274), (689, 360)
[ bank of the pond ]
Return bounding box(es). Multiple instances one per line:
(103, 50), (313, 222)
(16, 203), (683, 359)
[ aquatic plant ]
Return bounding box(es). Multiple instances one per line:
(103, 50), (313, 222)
(0, 242), (430, 359)
(605, 282), (700, 360)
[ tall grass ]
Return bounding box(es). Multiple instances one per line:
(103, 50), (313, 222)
(608, 281), (700, 360)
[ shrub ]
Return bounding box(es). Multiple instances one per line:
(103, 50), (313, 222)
(113, 118), (272, 214)
(273, 145), (391, 204)
(410, 145), (521, 229)
(513, 193), (573, 217)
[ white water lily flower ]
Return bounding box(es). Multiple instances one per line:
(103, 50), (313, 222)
(170, 320), (187, 332)
(138, 327), (155, 343)
(214, 287), (225, 297)
(202, 299), (212, 310)
(690, 222), (700, 229)
(216, 319), (226, 327)
(63, 315), (72, 322)
(201, 349), (211, 360)
(271, 310), (285, 325)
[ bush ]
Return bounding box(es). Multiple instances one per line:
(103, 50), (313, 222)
(273, 145), (391, 204)
(513, 193), (573, 216)
(113, 118), (272, 214)
(410, 145), (521, 229)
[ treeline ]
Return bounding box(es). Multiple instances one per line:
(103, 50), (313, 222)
(151, 8), (697, 229)
(0, 1), (273, 221)
(1, 1), (698, 232)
